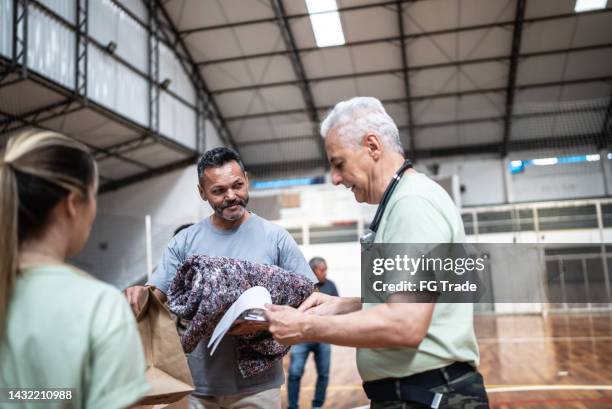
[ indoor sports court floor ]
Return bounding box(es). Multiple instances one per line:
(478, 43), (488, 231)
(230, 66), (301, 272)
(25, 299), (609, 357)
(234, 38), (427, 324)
(281, 313), (612, 409)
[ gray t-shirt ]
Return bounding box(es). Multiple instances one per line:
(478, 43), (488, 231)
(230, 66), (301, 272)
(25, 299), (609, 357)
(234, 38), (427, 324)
(148, 213), (316, 397)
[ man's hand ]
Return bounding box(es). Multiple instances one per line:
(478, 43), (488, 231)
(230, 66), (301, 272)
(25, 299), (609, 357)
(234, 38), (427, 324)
(124, 285), (148, 316)
(298, 293), (360, 316)
(264, 304), (311, 345)
(124, 285), (167, 316)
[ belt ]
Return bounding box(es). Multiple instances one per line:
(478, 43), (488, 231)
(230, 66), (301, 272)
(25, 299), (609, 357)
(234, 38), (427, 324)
(362, 362), (474, 408)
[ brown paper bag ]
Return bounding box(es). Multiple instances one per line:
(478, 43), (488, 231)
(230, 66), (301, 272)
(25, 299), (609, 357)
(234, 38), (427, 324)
(136, 287), (194, 405)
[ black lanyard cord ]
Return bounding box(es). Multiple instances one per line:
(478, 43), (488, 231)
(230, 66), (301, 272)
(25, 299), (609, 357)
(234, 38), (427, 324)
(368, 160), (413, 233)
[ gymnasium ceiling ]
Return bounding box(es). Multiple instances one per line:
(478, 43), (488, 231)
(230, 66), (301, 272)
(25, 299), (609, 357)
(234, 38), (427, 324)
(165, 0), (612, 176)
(1, 0), (611, 190)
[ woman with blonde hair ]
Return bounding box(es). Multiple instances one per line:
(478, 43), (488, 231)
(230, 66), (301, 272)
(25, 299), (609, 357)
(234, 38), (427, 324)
(0, 129), (149, 408)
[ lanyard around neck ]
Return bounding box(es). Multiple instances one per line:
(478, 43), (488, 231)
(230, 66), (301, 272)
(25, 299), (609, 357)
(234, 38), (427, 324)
(368, 160), (413, 233)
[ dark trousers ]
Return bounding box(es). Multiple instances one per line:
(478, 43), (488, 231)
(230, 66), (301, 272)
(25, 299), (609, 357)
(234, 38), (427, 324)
(369, 369), (489, 409)
(287, 342), (331, 409)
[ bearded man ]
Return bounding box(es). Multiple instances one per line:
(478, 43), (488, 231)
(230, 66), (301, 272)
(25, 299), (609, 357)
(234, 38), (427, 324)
(125, 147), (315, 409)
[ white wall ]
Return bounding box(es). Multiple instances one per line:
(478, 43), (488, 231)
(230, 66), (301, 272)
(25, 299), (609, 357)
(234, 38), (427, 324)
(159, 42), (196, 105)
(510, 160), (605, 202)
(89, 0), (147, 72)
(417, 149), (610, 206)
(75, 120), (228, 288)
(159, 91), (197, 149)
(205, 119), (225, 151)
(75, 165), (212, 288)
(416, 156), (506, 206)
(73, 212), (149, 288)
(0, 0), (11, 58)
(28, 4), (75, 89)
(279, 185), (372, 223)
(601, 152), (612, 196)
(97, 165), (206, 222)
(506, 148), (608, 202)
(88, 45), (149, 126)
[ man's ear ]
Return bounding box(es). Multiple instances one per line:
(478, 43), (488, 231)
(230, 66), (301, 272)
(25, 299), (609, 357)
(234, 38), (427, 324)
(244, 171), (249, 187)
(197, 183), (207, 201)
(364, 133), (383, 160)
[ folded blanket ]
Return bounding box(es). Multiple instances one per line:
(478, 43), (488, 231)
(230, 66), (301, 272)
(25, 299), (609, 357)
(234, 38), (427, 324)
(167, 254), (315, 377)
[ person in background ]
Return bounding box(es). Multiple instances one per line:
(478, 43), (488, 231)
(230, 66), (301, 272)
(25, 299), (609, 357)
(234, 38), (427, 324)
(125, 147), (316, 409)
(0, 129), (149, 409)
(310, 257), (338, 298)
(287, 257), (338, 409)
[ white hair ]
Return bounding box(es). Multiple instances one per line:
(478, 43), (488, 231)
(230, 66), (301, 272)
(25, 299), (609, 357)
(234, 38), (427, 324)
(320, 96), (404, 155)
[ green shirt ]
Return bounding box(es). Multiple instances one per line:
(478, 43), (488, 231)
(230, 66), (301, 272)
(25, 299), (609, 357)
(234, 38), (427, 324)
(0, 264), (149, 408)
(357, 171), (480, 381)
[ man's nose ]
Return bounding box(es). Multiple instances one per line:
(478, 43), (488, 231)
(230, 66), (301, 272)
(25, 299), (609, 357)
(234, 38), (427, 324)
(226, 189), (237, 201)
(331, 171), (342, 186)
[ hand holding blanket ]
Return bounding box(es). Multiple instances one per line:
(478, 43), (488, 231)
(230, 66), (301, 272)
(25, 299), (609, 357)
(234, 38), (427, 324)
(167, 254), (315, 377)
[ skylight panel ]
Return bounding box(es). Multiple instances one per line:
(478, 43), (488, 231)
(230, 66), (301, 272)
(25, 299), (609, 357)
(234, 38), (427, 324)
(305, 0), (346, 48)
(574, 0), (608, 13)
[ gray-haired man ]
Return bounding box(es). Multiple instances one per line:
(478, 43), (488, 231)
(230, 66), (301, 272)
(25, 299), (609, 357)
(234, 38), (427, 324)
(265, 97), (489, 409)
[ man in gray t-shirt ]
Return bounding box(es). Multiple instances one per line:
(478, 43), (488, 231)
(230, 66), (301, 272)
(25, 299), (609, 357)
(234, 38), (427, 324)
(125, 147), (315, 409)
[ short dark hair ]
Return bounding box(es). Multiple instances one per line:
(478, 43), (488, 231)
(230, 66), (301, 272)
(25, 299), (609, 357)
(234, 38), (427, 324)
(197, 147), (245, 180)
(309, 257), (326, 272)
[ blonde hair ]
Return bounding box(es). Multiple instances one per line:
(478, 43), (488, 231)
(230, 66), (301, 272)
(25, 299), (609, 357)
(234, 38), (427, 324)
(0, 129), (96, 339)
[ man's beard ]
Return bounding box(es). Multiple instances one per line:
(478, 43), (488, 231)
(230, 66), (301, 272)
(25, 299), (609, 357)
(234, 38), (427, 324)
(214, 196), (249, 221)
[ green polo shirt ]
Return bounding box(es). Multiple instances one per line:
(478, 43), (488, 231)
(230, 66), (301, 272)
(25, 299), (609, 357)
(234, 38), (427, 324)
(0, 264), (149, 408)
(357, 171), (480, 381)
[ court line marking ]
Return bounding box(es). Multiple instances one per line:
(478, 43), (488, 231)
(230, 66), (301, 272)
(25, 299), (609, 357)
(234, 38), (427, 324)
(478, 335), (612, 343)
(357, 399), (612, 409)
(486, 384), (612, 393)
(291, 384), (612, 392)
(490, 397), (612, 407)
(349, 386), (612, 409)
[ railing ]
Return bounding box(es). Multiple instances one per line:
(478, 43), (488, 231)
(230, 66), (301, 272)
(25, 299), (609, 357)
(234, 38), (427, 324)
(277, 197), (612, 313)
(278, 197), (612, 245)
(462, 198), (612, 239)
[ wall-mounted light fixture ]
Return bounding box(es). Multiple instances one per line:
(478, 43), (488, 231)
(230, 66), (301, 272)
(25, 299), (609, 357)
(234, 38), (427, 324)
(160, 78), (172, 90)
(105, 41), (117, 54)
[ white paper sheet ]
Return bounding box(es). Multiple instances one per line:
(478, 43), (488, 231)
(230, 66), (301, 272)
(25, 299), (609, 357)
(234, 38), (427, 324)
(207, 286), (272, 355)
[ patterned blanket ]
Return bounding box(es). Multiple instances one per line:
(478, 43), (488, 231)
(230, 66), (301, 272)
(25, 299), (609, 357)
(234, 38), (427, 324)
(167, 254), (314, 378)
